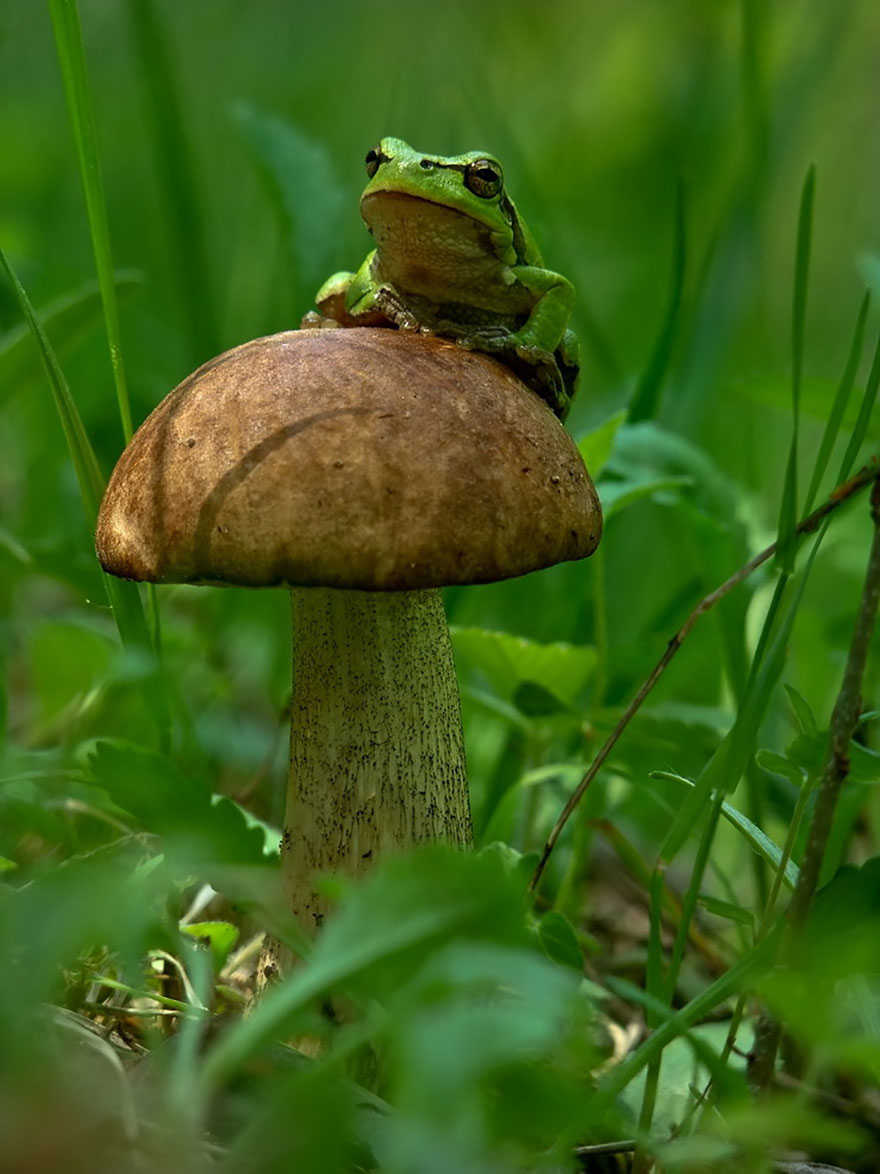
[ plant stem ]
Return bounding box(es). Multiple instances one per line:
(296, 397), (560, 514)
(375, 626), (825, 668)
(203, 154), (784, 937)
(749, 477), (880, 1091)
(529, 459), (880, 894)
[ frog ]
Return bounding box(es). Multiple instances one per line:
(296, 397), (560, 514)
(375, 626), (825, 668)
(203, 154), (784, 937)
(310, 137), (579, 419)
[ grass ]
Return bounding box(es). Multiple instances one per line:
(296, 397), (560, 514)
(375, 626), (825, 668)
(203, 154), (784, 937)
(3, 2), (880, 1171)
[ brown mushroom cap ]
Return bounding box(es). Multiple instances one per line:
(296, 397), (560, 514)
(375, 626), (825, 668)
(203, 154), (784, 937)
(95, 328), (602, 591)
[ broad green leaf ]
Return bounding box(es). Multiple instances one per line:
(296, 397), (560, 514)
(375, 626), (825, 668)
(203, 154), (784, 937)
(797, 857), (880, 978)
(599, 472), (693, 519)
(785, 730), (880, 784)
(452, 627), (596, 709)
(534, 910), (584, 972)
(200, 847), (530, 1095)
(129, 0), (219, 361)
(599, 421), (740, 525)
(577, 409), (626, 478)
(87, 739), (270, 870)
(233, 102), (345, 304)
(628, 179), (687, 423)
(0, 273), (141, 403)
(181, 921), (240, 971)
(0, 250), (104, 521)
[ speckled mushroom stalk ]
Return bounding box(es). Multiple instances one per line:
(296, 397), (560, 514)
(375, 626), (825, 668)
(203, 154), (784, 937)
(285, 586), (471, 929)
(94, 328), (601, 967)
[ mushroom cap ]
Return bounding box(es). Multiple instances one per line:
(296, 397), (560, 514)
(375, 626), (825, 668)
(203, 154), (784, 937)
(96, 329), (602, 591)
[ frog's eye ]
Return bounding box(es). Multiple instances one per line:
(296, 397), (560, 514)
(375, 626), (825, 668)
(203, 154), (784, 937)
(365, 145), (389, 178)
(464, 159), (503, 199)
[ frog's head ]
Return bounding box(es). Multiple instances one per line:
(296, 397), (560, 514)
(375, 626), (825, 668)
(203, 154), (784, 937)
(359, 137), (517, 252)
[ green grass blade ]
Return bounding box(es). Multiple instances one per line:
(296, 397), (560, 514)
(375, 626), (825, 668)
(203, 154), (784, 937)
(595, 932), (778, 1111)
(0, 249), (104, 520)
(660, 531), (823, 865)
(129, 0), (219, 363)
(48, 0), (133, 441)
(655, 772), (799, 890)
(1, 250), (166, 734)
(836, 324), (880, 485)
(803, 291), (869, 516)
(741, 0), (769, 171)
(628, 179), (687, 424)
(776, 166), (815, 572)
(635, 867), (667, 1139)
(0, 272), (141, 404)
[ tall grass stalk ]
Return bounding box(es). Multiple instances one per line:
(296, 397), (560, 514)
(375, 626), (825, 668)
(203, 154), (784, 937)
(48, 0), (134, 442)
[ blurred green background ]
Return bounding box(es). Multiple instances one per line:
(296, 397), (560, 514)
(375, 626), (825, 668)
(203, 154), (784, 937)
(3, 0), (879, 827)
(2, 3), (880, 1166)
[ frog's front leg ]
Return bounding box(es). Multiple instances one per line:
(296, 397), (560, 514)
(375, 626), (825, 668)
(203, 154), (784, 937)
(506, 266), (575, 358)
(342, 253), (421, 331)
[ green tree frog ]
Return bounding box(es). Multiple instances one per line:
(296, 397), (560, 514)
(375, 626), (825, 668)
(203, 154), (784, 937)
(311, 137), (579, 419)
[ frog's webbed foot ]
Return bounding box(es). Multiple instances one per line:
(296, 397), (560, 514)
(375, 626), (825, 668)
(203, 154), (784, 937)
(452, 330), (570, 419)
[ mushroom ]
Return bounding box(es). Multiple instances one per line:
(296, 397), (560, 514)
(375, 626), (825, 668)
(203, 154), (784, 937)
(95, 328), (602, 960)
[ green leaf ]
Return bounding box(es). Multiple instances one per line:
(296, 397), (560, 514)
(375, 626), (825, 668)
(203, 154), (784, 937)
(181, 921), (240, 970)
(534, 910), (584, 972)
(628, 179), (687, 423)
(577, 409), (626, 478)
(776, 165), (815, 572)
(0, 273), (141, 403)
(48, 0), (133, 440)
(836, 323), (880, 485)
(655, 771), (800, 890)
(87, 740), (270, 870)
(129, 0), (219, 361)
(697, 894), (754, 927)
(199, 847), (531, 1095)
(783, 683), (818, 735)
(802, 290), (868, 515)
(599, 472), (693, 519)
(233, 102), (345, 306)
(0, 250), (104, 522)
(452, 627), (596, 710)
(799, 857), (880, 978)
(755, 748), (805, 788)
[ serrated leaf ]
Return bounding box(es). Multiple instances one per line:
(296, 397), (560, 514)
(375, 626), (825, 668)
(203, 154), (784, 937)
(451, 627), (595, 710)
(577, 409), (626, 478)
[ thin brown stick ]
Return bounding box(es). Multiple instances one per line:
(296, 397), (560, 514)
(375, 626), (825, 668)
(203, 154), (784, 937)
(748, 475), (880, 1090)
(529, 458), (880, 894)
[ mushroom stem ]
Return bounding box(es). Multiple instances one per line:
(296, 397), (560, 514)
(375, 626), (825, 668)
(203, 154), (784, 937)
(282, 585), (472, 931)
